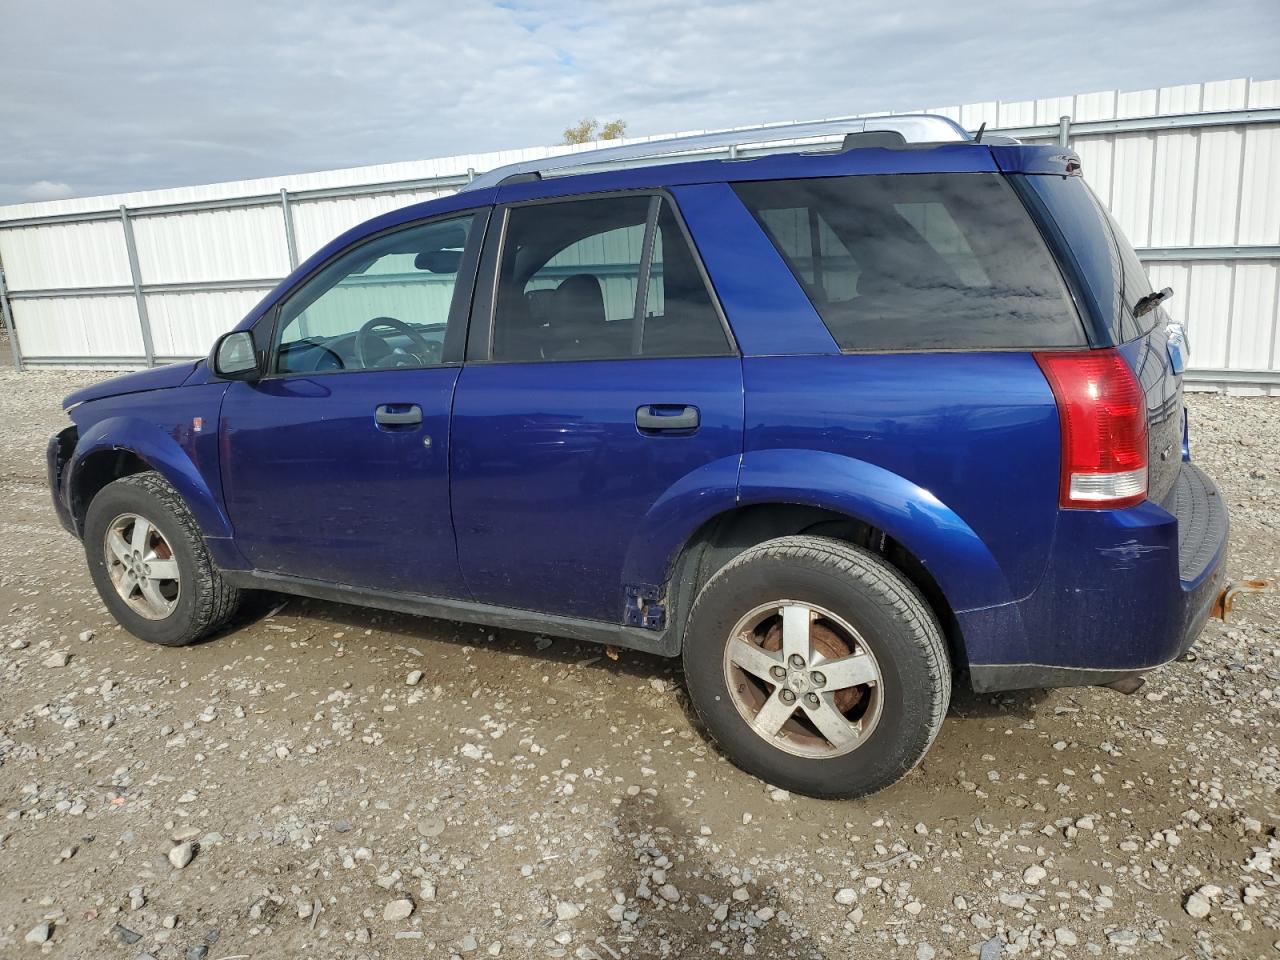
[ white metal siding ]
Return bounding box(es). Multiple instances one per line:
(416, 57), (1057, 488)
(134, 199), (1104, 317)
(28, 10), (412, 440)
(146, 289), (268, 358)
(290, 190), (451, 261)
(13, 295), (144, 358)
(1186, 264), (1235, 369)
(1230, 264), (1279, 370)
(1, 76), (1277, 393)
(0, 220), (131, 291)
(1239, 126), (1280, 244)
(1194, 128), (1244, 246)
(133, 207), (292, 284)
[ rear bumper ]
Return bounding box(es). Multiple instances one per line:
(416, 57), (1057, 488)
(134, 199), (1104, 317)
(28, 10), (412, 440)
(47, 426), (78, 536)
(966, 462), (1228, 693)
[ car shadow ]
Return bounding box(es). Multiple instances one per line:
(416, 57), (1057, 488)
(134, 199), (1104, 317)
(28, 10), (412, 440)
(246, 592), (678, 684)
(227, 590), (1067, 730)
(190, 588), (292, 646)
(947, 681), (1055, 719)
(582, 791), (834, 958)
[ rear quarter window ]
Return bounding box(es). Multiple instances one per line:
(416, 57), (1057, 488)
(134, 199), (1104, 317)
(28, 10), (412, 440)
(733, 173), (1086, 351)
(1018, 174), (1155, 344)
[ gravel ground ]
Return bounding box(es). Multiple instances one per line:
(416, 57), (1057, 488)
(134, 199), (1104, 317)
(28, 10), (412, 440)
(0, 368), (1277, 960)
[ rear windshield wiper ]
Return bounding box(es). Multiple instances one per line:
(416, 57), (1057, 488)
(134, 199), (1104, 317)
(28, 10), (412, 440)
(1133, 286), (1174, 318)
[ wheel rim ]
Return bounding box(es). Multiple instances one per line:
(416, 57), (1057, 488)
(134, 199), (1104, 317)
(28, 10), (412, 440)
(722, 601), (883, 759)
(103, 513), (180, 620)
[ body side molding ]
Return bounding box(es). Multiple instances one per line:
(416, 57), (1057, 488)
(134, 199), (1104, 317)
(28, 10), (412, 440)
(222, 570), (680, 657)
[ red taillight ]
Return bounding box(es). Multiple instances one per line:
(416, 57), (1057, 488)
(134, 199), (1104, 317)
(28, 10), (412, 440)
(1034, 349), (1148, 509)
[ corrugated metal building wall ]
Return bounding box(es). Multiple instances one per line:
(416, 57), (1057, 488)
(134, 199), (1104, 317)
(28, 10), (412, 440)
(1, 77), (1277, 391)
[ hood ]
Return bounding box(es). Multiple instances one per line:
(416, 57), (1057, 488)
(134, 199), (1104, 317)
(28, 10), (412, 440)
(63, 360), (202, 410)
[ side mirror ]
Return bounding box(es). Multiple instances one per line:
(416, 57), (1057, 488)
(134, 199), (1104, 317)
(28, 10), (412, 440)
(211, 330), (261, 381)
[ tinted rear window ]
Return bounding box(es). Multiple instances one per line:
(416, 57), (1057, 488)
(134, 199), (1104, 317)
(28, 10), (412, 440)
(733, 173), (1086, 351)
(1021, 174), (1155, 343)
(491, 195), (730, 362)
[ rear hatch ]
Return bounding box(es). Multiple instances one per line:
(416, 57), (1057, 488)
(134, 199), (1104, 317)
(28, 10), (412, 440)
(1119, 302), (1184, 506)
(1018, 173), (1184, 505)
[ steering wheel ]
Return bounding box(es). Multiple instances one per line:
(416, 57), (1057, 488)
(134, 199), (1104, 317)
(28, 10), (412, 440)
(354, 316), (439, 369)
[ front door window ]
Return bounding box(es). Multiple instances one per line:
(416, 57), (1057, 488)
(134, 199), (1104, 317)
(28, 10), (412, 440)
(274, 214), (477, 374)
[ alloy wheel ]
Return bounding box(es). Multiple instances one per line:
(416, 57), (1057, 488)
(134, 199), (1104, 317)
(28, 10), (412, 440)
(103, 513), (181, 620)
(722, 601), (883, 759)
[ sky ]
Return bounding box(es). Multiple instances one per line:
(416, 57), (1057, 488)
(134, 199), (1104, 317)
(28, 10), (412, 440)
(2, 0), (1278, 204)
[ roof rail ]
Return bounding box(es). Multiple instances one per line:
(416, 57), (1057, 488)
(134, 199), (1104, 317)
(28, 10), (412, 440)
(461, 114), (971, 192)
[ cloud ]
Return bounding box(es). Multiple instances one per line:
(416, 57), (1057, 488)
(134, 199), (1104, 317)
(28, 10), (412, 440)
(16, 180), (75, 201)
(1, 0), (1277, 203)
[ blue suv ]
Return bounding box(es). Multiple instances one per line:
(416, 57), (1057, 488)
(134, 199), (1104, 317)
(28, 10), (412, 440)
(48, 116), (1228, 798)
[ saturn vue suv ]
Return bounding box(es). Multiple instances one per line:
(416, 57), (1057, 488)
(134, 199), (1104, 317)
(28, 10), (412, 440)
(48, 116), (1228, 798)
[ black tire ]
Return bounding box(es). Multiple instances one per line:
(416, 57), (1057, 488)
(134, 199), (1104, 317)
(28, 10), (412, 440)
(84, 471), (242, 646)
(682, 534), (950, 799)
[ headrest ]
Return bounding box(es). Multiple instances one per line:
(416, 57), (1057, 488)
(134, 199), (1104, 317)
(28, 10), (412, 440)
(553, 274), (606, 329)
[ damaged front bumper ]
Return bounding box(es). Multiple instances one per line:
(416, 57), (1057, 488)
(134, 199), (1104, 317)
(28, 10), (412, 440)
(47, 425), (79, 536)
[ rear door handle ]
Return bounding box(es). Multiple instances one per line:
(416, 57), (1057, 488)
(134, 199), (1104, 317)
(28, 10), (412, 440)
(636, 404), (699, 433)
(375, 403), (422, 426)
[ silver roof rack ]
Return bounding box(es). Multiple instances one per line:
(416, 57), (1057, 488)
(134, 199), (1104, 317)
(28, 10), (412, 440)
(462, 114), (971, 192)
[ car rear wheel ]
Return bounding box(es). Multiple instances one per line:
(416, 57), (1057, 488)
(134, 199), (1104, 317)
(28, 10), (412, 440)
(683, 535), (950, 799)
(84, 471), (242, 646)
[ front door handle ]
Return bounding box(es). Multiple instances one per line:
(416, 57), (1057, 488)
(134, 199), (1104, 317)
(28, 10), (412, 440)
(636, 404), (699, 433)
(375, 403), (422, 426)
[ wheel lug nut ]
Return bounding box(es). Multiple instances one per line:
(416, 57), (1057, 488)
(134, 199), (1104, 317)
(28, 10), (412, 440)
(804, 692), (820, 708)
(811, 671), (825, 687)
(779, 689), (796, 704)
(788, 654), (805, 669)
(769, 665), (786, 681)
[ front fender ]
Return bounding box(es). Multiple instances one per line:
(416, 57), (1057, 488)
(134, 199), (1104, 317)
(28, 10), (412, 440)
(67, 416), (233, 540)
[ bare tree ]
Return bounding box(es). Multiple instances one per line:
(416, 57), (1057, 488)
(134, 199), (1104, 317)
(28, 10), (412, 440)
(563, 118), (628, 145)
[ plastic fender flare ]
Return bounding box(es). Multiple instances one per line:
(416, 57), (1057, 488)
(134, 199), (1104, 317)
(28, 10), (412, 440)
(67, 416), (233, 540)
(732, 449), (1016, 613)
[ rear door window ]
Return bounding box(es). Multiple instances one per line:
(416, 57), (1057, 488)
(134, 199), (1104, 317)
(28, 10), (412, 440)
(491, 195), (730, 362)
(733, 173), (1086, 351)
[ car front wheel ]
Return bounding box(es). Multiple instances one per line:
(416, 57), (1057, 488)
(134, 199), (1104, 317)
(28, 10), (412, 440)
(683, 535), (950, 799)
(84, 471), (241, 646)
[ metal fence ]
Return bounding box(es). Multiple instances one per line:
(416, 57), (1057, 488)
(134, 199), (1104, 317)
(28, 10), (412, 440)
(1, 77), (1277, 391)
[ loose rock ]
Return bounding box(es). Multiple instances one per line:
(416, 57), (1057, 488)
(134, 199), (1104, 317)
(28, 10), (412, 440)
(1185, 891), (1212, 919)
(384, 897), (415, 922)
(168, 841), (196, 869)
